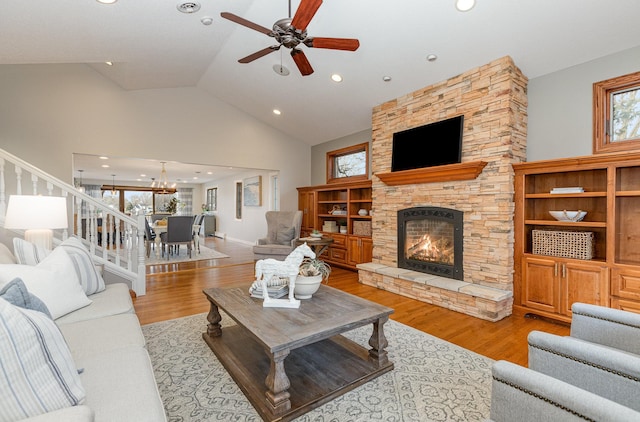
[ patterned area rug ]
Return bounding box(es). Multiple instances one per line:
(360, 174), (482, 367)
(142, 312), (493, 421)
(145, 245), (229, 265)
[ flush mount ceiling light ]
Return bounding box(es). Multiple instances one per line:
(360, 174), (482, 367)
(177, 1), (201, 14)
(273, 109), (282, 115)
(273, 64), (290, 76)
(382, 76), (392, 82)
(200, 16), (213, 25)
(455, 0), (476, 12)
(105, 61), (113, 66)
(426, 54), (438, 62)
(331, 74), (343, 83)
(96, 0), (118, 4)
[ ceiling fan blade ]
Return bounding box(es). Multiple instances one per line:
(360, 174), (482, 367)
(291, 0), (323, 31)
(306, 37), (360, 51)
(220, 12), (272, 35)
(291, 49), (314, 76)
(238, 46), (279, 63)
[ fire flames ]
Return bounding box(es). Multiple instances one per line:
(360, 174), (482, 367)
(407, 234), (454, 265)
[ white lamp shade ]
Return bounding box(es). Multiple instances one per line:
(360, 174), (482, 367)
(4, 195), (68, 230)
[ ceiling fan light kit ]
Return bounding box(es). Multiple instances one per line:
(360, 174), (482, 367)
(221, 0), (360, 76)
(455, 0), (476, 12)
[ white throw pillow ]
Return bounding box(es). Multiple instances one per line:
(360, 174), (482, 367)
(0, 247), (92, 319)
(0, 297), (85, 421)
(13, 237), (106, 295)
(13, 237), (49, 265)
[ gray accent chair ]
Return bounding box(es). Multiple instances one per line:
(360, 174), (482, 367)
(489, 302), (640, 421)
(253, 211), (303, 260)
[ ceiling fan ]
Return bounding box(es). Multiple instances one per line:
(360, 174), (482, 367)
(221, 0), (360, 76)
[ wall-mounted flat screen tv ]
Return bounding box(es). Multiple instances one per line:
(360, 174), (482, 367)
(391, 115), (464, 172)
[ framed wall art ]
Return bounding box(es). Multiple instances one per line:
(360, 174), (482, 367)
(243, 176), (262, 206)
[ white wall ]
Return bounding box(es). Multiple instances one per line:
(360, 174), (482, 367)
(201, 169), (277, 245)
(0, 64), (311, 243)
(527, 45), (640, 161)
(310, 129), (372, 186)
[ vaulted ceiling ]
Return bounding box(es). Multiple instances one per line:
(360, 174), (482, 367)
(2, 0), (640, 148)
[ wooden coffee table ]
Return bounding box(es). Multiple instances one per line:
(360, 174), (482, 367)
(202, 285), (394, 422)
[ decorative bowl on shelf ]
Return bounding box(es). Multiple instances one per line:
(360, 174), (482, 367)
(549, 210), (587, 222)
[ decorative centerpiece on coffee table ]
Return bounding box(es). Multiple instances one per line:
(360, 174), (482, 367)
(295, 257), (331, 299)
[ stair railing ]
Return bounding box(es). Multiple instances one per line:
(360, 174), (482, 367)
(0, 148), (146, 295)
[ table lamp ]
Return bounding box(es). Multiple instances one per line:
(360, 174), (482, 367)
(4, 195), (68, 250)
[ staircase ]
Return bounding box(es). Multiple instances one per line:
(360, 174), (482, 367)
(0, 148), (146, 295)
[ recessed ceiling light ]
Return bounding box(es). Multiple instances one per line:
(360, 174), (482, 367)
(96, 0), (117, 4)
(99, 156), (109, 160)
(101, 164), (110, 168)
(105, 61), (113, 66)
(426, 54), (438, 62)
(382, 76), (392, 82)
(455, 0), (476, 12)
(331, 74), (343, 83)
(177, 2), (201, 14)
(273, 109), (282, 115)
(140, 174), (146, 177)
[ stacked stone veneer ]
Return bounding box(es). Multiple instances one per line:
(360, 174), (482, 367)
(358, 56), (528, 322)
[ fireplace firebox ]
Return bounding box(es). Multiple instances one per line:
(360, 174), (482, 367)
(397, 207), (463, 280)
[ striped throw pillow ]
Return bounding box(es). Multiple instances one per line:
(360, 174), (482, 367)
(0, 297), (85, 421)
(13, 237), (105, 295)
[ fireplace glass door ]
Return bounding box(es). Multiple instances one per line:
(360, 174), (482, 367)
(397, 207), (463, 280)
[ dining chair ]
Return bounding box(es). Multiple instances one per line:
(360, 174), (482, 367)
(192, 214), (205, 253)
(144, 219), (156, 258)
(160, 215), (193, 259)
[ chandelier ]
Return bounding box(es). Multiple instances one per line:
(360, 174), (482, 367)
(152, 162), (176, 194)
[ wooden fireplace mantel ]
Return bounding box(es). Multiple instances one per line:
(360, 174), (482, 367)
(375, 161), (487, 186)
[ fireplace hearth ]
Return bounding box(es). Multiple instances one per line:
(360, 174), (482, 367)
(397, 207), (463, 280)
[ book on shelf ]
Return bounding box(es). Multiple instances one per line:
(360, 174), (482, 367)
(550, 187), (584, 194)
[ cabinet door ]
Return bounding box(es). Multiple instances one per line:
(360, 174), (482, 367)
(561, 261), (608, 316)
(298, 191), (315, 231)
(347, 236), (373, 266)
(522, 257), (559, 313)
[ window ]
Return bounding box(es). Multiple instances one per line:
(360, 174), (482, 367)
(593, 71), (640, 154)
(326, 142), (369, 184)
(124, 191), (153, 215)
(270, 173), (279, 210)
(206, 188), (217, 212)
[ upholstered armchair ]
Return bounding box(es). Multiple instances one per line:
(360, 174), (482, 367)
(489, 360), (640, 421)
(489, 303), (640, 421)
(252, 211), (303, 260)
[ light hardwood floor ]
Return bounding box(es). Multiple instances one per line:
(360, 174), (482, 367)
(133, 237), (570, 367)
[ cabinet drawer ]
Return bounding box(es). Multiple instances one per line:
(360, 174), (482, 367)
(327, 234), (347, 247)
(611, 267), (640, 300)
(328, 247), (347, 263)
(610, 297), (640, 315)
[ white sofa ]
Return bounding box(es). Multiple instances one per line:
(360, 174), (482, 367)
(0, 240), (166, 422)
(44, 283), (167, 422)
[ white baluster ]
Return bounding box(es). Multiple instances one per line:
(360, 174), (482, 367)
(15, 166), (22, 195)
(47, 182), (53, 196)
(0, 158), (5, 216)
(31, 174), (38, 195)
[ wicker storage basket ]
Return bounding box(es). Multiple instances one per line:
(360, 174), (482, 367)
(532, 230), (594, 260)
(353, 221), (372, 236)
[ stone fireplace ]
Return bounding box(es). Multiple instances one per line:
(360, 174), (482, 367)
(357, 56), (528, 321)
(397, 207), (463, 280)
